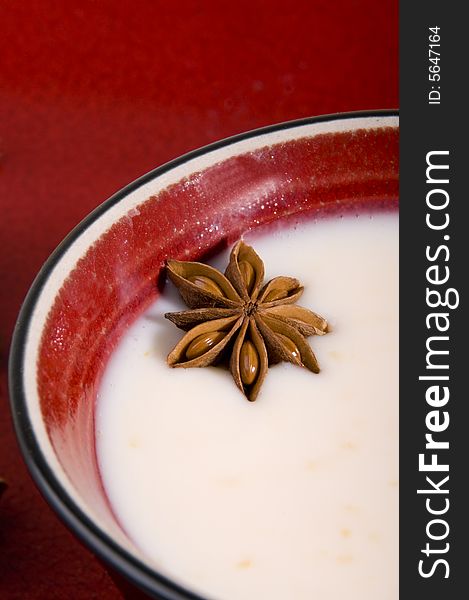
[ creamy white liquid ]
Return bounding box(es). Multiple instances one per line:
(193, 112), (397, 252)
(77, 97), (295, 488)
(96, 213), (398, 600)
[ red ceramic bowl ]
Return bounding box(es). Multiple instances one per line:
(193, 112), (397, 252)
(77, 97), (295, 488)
(9, 111), (398, 599)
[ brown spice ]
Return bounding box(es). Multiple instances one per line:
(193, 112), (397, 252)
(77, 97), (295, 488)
(164, 240), (328, 401)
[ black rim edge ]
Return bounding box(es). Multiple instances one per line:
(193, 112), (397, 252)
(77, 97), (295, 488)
(8, 109), (399, 599)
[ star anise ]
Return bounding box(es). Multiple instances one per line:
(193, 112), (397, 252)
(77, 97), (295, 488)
(164, 240), (328, 401)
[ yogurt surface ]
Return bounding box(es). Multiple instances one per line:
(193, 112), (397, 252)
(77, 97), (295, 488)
(96, 212), (399, 600)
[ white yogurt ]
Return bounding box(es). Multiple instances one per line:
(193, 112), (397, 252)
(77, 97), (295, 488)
(96, 212), (399, 600)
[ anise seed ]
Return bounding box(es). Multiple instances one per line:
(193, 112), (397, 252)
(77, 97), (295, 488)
(240, 340), (259, 385)
(188, 275), (224, 297)
(186, 331), (225, 360)
(264, 288), (289, 303)
(239, 260), (255, 293)
(276, 333), (301, 361)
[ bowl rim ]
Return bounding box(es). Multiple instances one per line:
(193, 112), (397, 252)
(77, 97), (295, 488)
(8, 109), (398, 599)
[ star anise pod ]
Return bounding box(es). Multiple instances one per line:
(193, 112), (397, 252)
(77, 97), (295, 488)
(164, 240), (328, 401)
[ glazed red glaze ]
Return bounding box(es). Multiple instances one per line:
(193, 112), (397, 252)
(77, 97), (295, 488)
(37, 126), (398, 526)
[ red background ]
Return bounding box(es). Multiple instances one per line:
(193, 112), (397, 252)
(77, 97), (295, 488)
(0, 1), (398, 598)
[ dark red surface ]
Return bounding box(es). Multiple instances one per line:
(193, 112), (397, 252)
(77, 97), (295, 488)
(1, 1), (398, 598)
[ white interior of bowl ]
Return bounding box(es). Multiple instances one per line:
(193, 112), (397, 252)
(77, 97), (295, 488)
(21, 114), (398, 565)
